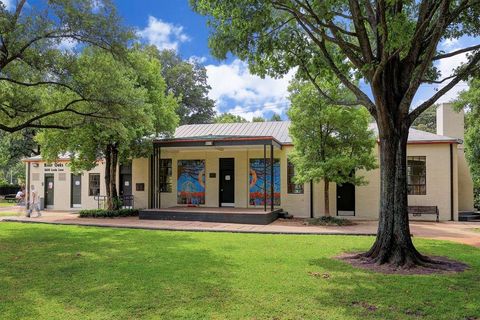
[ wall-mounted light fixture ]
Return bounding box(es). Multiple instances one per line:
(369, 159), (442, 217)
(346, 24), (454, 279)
(205, 141), (213, 146)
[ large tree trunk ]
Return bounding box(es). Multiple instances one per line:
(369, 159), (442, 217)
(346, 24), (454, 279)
(104, 143), (119, 211)
(324, 179), (330, 217)
(359, 123), (434, 268)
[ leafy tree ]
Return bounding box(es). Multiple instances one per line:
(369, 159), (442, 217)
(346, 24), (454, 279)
(192, 0), (480, 268)
(455, 77), (480, 209)
(269, 113), (282, 121)
(214, 113), (248, 123)
(0, 0), (132, 133)
(288, 79), (376, 216)
(412, 105), (437, 133)
(156, 49), (216, 124)
(252, 116), (265, 122)
(37, 47), (178, 210)
(0, 129), (38, 183)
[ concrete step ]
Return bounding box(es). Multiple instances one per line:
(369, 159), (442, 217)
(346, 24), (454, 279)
(459, 211), (480, 222)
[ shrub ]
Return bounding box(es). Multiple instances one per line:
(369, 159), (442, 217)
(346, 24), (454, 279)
(304, 216), (355, 226)
(79, 208), (139, 218)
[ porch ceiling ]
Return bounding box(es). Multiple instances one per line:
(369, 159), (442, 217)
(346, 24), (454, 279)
(154, 135), (282, 149)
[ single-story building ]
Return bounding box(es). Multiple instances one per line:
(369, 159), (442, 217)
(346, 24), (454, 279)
(24, 103), (475, 222)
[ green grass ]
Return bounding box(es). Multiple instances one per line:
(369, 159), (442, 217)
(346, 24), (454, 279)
(0, 200), (16, 207)
(0, 223), (479, 320)
(0, 211), (19, 217)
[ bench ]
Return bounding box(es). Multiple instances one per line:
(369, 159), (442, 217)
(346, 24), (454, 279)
(408, 206), (439, 222)
(3, 194), (18, 203)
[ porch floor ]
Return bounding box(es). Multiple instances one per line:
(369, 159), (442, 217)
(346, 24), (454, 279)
(139, 207), (281, 225)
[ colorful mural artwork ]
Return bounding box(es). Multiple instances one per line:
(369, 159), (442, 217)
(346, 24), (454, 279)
(177, 160), (205, 205)
(249, 159), (281, 206)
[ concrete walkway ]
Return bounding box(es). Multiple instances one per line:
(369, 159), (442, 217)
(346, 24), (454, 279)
(1, 208), (480, 247)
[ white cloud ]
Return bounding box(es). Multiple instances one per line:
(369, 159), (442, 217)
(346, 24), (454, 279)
(441, 38), (460, 49)
(436, 50), (469, 103)
(138, 16), (190, 51)
(1, 0), (13, 10)
(205, 59), (295, 117)
(57, 38), (78, 52)
(188, 55), (207, 64)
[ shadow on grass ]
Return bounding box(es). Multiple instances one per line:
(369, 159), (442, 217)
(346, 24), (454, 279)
(0, 224), (235, 319)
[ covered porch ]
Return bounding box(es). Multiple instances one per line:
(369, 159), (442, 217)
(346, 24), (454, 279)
(146, 134), (284, 224)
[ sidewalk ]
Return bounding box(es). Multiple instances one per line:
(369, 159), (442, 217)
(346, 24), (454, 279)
(2, 209), (479, 247)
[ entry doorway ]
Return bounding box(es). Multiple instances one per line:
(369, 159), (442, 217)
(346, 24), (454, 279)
(71, 174), (82, 208)
(44, 174), (54, 208)
(337, 183), (355, 216)
(219, 158), (235, 207)
(120, 163), (133, 208)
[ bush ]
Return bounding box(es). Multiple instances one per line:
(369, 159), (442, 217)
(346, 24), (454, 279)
(79, 208), (139, 218)
(474, 189), (480, 210)
(304, 216), (355, 226)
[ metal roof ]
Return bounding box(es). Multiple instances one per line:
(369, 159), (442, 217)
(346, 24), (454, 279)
(170, 121), (460, 145)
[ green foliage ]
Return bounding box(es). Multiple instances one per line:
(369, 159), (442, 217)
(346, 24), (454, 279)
(412, 105), (437, 134)
(455, 78), (480, 192)
(78, 208), (139, 218)
(251, 116), (265, 122)
(304, 216), (355, 226)
(269, 113), (282, 121)
(287, 79), (377, 186)
(214, 113), (248, 123)
(0, 0), (133, 133)
(36, 47), (178, 172)
(155, 49), (216, 125)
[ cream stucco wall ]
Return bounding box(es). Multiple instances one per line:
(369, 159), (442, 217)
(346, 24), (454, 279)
(25, 160), (108, 211)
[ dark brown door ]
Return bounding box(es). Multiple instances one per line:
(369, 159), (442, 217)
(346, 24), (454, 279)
(219, 158), (235, 207)
(71, 174), (82, 208)
(44, 174), (54, 207)
(337, 183), (355, 216)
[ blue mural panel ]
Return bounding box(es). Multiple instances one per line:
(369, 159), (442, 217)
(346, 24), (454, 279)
(177, 160), (205, 205)
(249, 159), (281, 206)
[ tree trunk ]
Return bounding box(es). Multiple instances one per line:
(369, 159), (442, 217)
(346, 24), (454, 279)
(359, 124), (435, 268)
(104, 144), (112, 210)
(110, 143), (119, 210)
(324, 179), (330, 217)
(104, 143), (119, 211)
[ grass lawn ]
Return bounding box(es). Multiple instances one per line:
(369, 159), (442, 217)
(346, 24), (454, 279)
(0, 223), (479, 319)
(0, 200), (16, 207)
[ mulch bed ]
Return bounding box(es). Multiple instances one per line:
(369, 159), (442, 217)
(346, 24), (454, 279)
(337, 253), (469, 275)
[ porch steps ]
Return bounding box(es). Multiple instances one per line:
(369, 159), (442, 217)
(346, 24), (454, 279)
(459, 211), (480, 222)
(139, 207), (283, 225)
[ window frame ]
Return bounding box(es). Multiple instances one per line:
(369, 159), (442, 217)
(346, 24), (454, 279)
(88, 173), (100, 196)
(407, 156), (426, 195)
(159, 159), (173, 193)
(287, 159), (304, 194)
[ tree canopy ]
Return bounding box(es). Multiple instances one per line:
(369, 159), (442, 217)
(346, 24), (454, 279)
(288, 79), (376, 216)
(455, 77), (480, 209)
(214, 113), (248, 123)
(156, 49), (216, 125)
(192, 0), (480, 268)
(37, 47), (178, 209)
(0, 0), (133, 133)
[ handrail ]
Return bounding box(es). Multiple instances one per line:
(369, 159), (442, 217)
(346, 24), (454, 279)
(93, 194), (134, 209)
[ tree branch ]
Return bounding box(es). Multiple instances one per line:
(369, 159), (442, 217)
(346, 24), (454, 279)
(433, 44), (480, 60)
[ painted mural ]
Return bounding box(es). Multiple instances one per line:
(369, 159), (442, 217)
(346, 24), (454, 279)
(177, 160), (206, 205)
(249, 158), (281, 206)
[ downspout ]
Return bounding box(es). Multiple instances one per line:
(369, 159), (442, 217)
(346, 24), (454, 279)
(310, 180), (314, 218)
(450, 144), (454, 221)
(26, 161), (31, 211)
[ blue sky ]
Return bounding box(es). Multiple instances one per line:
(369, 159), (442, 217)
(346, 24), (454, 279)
(2, 0), (475, 121)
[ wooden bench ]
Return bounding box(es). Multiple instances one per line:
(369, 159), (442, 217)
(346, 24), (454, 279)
(3, 194), (18, 203)
(408, 206), (439, 222)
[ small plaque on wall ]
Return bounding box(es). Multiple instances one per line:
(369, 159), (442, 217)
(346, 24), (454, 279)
(136, 183), (145, 191)
(209, 173), (216, 178)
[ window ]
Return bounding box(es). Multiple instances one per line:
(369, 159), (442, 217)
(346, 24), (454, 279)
(88, 173), (100, 196)
(407, 156), (426, 195)
(160, 159), (172, 192)
(287, 160), (304, 194)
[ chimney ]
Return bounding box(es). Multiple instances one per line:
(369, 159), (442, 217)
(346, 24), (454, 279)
(436, 103), (465, 141)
